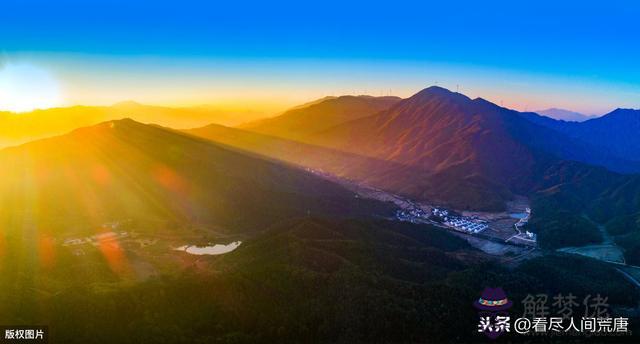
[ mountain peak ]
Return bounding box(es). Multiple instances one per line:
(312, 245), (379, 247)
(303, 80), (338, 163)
(595, 108), (640, 123)
(64, 118), (144, 136)
(241, 95), (401, 139)
(104, 117), (141, 127)
(607, 108), (640, 116)
(415, 85), (454, 95)
(409, 86), (471, 103)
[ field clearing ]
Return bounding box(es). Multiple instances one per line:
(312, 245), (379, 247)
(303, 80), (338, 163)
(557, 245), (625, 264)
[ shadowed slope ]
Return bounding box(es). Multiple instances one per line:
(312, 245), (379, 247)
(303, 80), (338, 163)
(186, 122), (511, 210)
(522, 108), (640, 163)
(240, 95), (400, 140)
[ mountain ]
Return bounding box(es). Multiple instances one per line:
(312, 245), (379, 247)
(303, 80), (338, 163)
(111, 101), (269, 127)
(283, 96), (338, 111)
(185, 122), (410, 182)
(188, 121), (640, 248)
(189, 96), (513, 210)
(187, 87), (640, 251)
(566, 109), (640, 162)
(0, 118), (390, 237)
(535, 108), (594, 122)
(239, 95), (401, 141)
(302, 87), (640, 207)
(0, 103), (270, 148)
(189, 87), (640, 211)
(522, 108), (640, 163)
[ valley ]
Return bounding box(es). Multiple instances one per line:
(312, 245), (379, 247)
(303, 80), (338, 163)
(306, 168), (539, 259)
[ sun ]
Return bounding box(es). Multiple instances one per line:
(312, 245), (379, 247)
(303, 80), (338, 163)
(0, 63), (63, 113)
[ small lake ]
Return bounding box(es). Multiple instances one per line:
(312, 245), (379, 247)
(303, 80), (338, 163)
(509, 213), (528, 219)
(175, 241), (242, 255)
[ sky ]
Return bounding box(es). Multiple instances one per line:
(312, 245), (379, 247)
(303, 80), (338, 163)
(1, 0), (639, 115)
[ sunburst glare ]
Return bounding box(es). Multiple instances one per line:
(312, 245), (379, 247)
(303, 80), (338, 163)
(0, 62), (63, 112)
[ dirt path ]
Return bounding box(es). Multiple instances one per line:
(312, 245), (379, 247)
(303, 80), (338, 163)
(582, 213), (614, 245)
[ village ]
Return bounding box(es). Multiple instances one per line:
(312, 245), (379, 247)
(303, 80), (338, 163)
(395, 201), (536, 246)
(305, 167), (538, 251)
(60, 219), (158, 256)
(396, 207), (489, 234)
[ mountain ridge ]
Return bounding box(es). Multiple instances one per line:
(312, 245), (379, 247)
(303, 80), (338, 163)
(0, 118), (391, 236)
(191, 86), (640, 212)
(239, 95), (401, 140)
(0, 103), (271, 148)
(521, 107), (640, 163)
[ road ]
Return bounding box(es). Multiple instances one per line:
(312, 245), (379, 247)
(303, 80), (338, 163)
(616, 268), (640, 289)
(555, 214), (640, 289)
(557, 214), (625, 264)
(582, 213), (614, 245)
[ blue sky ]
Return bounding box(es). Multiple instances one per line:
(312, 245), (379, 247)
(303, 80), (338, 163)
(1, 0), (639, 114)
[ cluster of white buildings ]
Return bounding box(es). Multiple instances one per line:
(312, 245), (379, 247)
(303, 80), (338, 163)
(431, 207), (488, 234)
(62, 220), (133, 247)
(524, 231), (536, 240)
(444, 218), (488, 234)
(62, 231), (129, 247)
(395, 208), (429, 223)
(396, 206), (490, 235)
(431, 208), (449, 218)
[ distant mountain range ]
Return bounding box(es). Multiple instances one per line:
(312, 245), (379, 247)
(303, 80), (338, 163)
(534, 108), (595, 122)
(187, 86), (640, 250)
(0, 102), (269, 148)
(305, 87), (640, 174)
(0, 119), (389, 236)
(522, 108), (640, 163)
(196, 87), (638, 209)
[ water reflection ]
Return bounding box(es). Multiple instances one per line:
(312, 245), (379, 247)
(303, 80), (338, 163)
(174, 241), (242, 255)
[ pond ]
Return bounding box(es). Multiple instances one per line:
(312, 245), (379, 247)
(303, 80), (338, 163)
(174, 241), (242, 255)
(509, 213), (528, 219)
